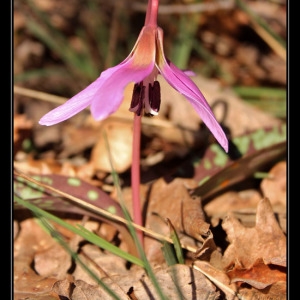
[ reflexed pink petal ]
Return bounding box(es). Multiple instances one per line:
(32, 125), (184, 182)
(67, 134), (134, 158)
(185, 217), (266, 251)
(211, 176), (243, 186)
(39, 25), (156, 125)
(161, 63), (228, 152)
(90, 57), (155, 120)
(161, 60), (214, 113)
(39, 76), (104, 126)
(163, 66), (228, 151)
(183, 95), (229, 152)
(156, 29), (228, 152)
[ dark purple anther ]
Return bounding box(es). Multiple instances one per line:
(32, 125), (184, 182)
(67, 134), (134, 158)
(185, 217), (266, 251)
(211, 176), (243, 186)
(130, 82), (145, 116)
(148, 80), (161, 114)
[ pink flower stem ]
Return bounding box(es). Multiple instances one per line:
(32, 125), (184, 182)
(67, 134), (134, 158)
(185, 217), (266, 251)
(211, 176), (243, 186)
(145, 0), (159, 27)
(131, 0), (160, 249)
(132, 113), (144, 246)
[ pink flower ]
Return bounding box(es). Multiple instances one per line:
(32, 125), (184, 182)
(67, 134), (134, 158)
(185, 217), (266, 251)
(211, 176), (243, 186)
(39, 0), (228, 152)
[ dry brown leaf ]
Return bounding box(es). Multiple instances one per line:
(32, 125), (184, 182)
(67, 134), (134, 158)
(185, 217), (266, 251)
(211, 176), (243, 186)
(52, 277), (74, 299)
(53, 277), (129, 300)
(14, 114), (33, 156)
(34, 242), (71, 280)
(204, 190), (261, 227)
(227, 258), (286, 289)
(193, 260), (237, 300)
(192, 232), (224, 268)
(221, 197), (286, 270)
(54, 264), (219, 300)
(14, 257), (58, 299)
(14, 219), (61, 298)
(144, 177), (210, 263)
(110, 182), (149, 221)
(53, 265), (220, 300)
(237, 280), (287, 300)
(14, 218), (102, 298)
(14, 155), (99, 185)
(72, 279), (128, 300)
(14, 156), (67, 176)
(24, 99), (64, 147)
(72, 244), (130, 285)
(146, 177), (209, 239)
(181, 195), (210, 240)
(260, 161), (286, 208)
(14, 219), (59, 259)
(133, 264), (220, 299)
(58, 124), (102, 158)
(90, 119), (133, 173)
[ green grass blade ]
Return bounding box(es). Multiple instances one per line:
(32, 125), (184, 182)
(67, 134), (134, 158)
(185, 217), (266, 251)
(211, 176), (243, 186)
(161, 241), (178, 266)
(166, 218), (185, 265)
(14, 195), (144, 268)
(35, 216), (121, 299)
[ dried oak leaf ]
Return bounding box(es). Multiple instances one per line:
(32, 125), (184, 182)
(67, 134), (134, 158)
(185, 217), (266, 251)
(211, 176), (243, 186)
(58, 123), (103, 158)
(73, 279), (128, 300)
(193, 260), (237, 300)
(260, 161), (286, 209)
(221, 197), (286, 270)
(89, 119), (133, 173)
(146, 177), (210, 240)
(53, 264), (220, 300)
(34, 242), (72, 280)
(204, 189), (261, 228)
(133, 264), (220, 300)
(14, 156), (72, 176)
(14, 219), (64, 299)
(237, 280), (287, 300)
(144, 177), (211, 263)
(53, 277), (129, 300)
(71, 244), (130, 285)
(220, 198), (286, 298)
(228, 258), (286, 289)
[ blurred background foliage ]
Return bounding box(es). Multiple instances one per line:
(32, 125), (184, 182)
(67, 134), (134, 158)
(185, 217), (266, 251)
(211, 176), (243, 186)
(14, 0), (286, 119)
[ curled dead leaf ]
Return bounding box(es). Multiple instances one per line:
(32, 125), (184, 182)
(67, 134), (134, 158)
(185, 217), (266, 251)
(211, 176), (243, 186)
(227, 258), (286, 290)
(144, 177), (210, 264)
(260, 161), (286, 208)
(193, 260), (237, 300)
(90, 120), (133, 173)
(221, 197), (286, 270)
(146, 178), (210, 241)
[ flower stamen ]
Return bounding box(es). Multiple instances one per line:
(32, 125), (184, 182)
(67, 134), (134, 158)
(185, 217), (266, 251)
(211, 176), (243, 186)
(146, 80), (161, 116)
(130, 82), (145, 116)
(130, 80), (161, 117)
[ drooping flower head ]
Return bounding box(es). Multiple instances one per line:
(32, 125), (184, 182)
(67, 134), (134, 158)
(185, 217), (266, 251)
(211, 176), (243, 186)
(39, 0), (228, 152)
